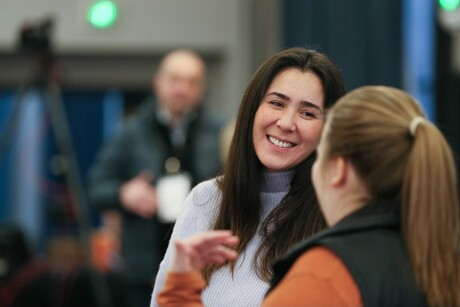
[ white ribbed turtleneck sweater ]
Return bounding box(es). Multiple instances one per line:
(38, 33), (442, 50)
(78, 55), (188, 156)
(150, 171), (293, 307)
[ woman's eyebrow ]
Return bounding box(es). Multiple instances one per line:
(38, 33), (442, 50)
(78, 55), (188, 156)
(266, 92), (289, 100)
(300, 101), (323, 113)
(266, 92), (322, 113)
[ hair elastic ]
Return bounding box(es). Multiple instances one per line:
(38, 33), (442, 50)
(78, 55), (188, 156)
(409, 116), (425, 137)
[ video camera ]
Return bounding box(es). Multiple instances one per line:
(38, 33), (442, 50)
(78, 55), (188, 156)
(18, 17), (54, 55)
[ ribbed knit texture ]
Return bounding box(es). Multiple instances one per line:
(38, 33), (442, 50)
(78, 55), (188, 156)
(150, 171), (293, 307)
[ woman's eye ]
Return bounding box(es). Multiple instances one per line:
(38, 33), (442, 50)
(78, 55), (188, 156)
(300, 110), (318, 119)
(269, 101), (283, 107)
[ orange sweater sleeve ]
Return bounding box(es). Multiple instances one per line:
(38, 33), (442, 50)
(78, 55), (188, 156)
(263, 246), (363, 307)
(157, 247), (362, 307)
(157, 271), (206, 307)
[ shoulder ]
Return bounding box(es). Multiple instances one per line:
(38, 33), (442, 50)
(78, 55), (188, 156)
(196, 108), (227, 130)
(263, 247), (362, 307)
(124, 104), (154, 130)
(188, 177), (222, 207)
(289, 247), (351, 278)
(172, 178), (222, 237)
(108, 113), (148, 142)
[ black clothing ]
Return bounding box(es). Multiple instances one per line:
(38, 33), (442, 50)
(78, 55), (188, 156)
(268, 202), (428, 307)
(87, 98), (224, 285)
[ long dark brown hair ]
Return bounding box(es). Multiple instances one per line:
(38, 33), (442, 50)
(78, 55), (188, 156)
(325, 86), (460, 307)
(203, 47), (346, 282)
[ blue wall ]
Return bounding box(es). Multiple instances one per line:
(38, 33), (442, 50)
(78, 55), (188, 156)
(283, 0), (402, 91)
(0, 88), (122, 251)
(283, 0), (436, 121)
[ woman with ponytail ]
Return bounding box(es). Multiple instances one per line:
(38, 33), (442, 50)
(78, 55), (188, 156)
(269, 85), (460, 307)
(157, 85), (460, 307)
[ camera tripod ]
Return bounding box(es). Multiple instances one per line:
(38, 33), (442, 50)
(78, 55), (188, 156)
(0, 19), (114, 307)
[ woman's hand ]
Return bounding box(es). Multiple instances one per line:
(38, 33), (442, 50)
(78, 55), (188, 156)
(170, 230), (239, 273)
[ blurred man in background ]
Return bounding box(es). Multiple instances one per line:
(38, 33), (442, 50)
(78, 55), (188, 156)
(87, 48), (225, 306)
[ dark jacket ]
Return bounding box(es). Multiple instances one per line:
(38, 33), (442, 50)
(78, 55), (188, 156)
(268, 202), (428, 307)
(87, 98), (225, 283)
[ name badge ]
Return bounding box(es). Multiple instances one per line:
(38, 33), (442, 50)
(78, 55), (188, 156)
(156, 173), (192, 223)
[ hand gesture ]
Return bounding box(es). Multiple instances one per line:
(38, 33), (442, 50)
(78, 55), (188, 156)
(119, 170), (158, 218)
(170, 230), (239, 273)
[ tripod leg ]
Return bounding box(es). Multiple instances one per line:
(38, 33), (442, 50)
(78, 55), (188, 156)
(44, 84), (113, 307)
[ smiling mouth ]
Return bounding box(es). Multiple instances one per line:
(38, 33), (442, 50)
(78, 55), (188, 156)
(268, 136), (295, 148)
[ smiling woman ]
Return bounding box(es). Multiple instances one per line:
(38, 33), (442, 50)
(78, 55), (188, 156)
(151, 47), (346, 307)
(253, 69), (325, 172)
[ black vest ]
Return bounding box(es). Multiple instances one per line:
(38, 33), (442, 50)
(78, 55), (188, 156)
(268, 202), (428, 307)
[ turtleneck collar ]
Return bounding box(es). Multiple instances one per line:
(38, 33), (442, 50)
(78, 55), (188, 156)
(260, 170), (294, 193)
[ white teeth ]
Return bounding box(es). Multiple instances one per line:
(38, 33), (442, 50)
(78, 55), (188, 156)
(268, 136), (294, 148)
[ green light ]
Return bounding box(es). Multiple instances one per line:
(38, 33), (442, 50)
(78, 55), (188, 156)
(439, 0), (460, 11)
(87, 1), (118, 29)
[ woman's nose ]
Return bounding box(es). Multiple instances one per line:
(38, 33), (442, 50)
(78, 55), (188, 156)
(276, 112), (296, 131)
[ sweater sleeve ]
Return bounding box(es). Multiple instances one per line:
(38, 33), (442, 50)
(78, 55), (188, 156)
(157, 271), (206, 307)
(150, 180), (220, 307)
(263, 246), (363, 307)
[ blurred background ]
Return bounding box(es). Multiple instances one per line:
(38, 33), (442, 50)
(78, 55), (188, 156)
(0, 0), (459, 306)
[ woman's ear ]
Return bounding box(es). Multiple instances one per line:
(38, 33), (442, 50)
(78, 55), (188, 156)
(331, 156), (347, 187)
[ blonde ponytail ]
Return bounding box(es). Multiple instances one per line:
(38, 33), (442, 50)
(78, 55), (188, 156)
(402, 121), (460, 307)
